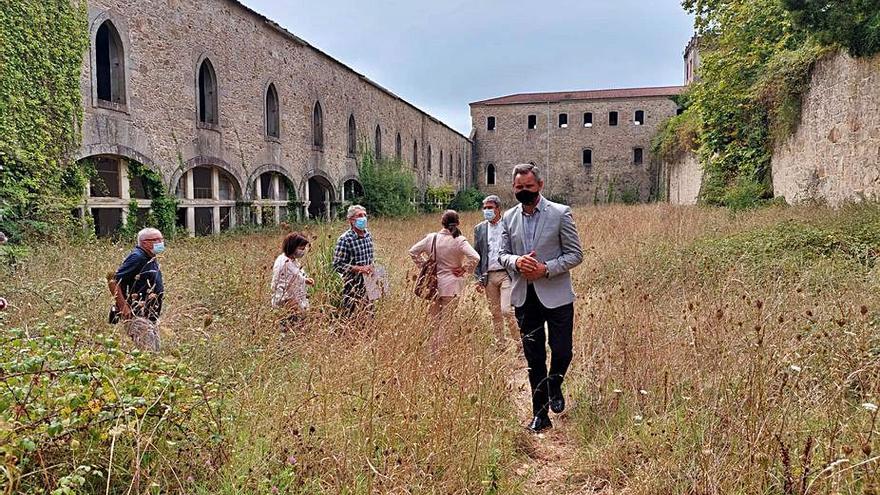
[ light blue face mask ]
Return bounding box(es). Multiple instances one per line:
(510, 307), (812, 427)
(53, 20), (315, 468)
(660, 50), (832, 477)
(152, 241), (165, 255)
(483, 208), (496, 221)
(354, 217), (367, 230)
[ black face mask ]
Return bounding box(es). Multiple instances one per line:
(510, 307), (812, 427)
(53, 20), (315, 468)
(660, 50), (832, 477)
(515, 189), (539, 205)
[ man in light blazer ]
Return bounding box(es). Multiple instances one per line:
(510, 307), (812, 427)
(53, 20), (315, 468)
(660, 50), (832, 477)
(473, 195), (518, 346)
(499, 163), (584, 432)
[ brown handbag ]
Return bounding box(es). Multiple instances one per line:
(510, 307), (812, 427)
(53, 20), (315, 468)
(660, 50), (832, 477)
(413, 234), (439, 300)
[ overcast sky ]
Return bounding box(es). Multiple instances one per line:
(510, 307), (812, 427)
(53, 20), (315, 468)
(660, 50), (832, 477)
(239, 0), (694, 135)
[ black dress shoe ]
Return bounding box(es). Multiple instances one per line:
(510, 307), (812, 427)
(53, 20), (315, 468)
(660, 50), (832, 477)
(550, 394), (565, 414)
(527, 415), (552, 432)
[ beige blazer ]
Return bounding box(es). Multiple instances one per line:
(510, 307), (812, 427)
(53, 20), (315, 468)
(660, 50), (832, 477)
(410, 230), (480, 297)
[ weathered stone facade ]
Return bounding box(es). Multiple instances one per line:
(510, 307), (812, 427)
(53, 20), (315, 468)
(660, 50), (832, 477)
(660, 152), (702, 205)
(470, 88), (683, 205)
(79, 0), (472, 235)
(772, 51), (880, 206)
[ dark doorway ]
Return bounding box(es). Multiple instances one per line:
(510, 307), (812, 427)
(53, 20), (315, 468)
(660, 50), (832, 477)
(307, 176), (334, 219)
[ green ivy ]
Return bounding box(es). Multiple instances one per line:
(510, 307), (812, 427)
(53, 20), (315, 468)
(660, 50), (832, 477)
(652, 0), (826, 208)
(783, 0), (880, 57)
(0, 0), (88, 240)
(126, 160), (179, 238)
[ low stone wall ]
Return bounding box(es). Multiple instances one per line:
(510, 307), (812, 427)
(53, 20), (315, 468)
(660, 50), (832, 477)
(772, 51), (880, 205)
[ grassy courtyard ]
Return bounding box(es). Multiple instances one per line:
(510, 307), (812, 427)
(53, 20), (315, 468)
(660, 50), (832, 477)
(2, 203), (879, 494)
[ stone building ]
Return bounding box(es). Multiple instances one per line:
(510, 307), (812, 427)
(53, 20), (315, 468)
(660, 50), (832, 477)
(470, 87), (684, 204)
(78, 0), (473, 236)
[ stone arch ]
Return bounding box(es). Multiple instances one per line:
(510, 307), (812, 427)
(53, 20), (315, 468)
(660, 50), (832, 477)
(339, 174), (365, 202)
(88, 12), (131, 111)
(76, 144), (159, 175)
(171, 155), (246, 194)
(173, 156), (245, 235)
(302, 170), (337, 220)
(246, 164), (298, 201)
(77, 149), (159, 238)
(248, 164), (297, 225)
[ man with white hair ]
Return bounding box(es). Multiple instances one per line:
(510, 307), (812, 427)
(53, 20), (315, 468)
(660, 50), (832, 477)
(109, 227), (166, 323)
(333, 205), (375, 316)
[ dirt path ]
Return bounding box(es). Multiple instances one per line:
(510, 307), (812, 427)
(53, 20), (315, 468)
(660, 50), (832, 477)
(508, 354), (606, 495)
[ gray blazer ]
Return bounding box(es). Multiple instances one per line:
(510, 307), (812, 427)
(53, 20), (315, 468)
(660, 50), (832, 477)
(473, 221), (490, 285)
(473, 221), (511, 285)
(499, 197), (584, 309)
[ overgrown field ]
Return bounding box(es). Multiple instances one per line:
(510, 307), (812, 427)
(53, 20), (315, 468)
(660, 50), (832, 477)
(2, 203), (879, 494)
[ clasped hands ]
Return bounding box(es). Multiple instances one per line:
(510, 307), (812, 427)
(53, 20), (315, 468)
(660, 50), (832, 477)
(516, 251), (547, 281)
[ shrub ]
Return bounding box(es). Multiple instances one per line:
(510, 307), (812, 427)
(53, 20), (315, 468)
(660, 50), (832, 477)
(356, 148), (416, 218)
(1, 318), (226, 493)
(447, 187), (483, 212)
(424, 185), (455, 212)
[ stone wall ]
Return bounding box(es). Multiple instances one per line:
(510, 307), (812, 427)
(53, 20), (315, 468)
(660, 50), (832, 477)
(470, 95), (680, 205)
(661, 152), (702, 205)
(772, 51), (880, 205)
(79, 0), (471, 233)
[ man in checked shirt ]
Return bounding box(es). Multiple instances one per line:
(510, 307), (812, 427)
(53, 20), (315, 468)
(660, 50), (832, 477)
(333, 204), (375, 317)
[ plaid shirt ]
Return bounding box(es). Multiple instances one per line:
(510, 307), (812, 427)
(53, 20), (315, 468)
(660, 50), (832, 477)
(333, 228), (375, 280)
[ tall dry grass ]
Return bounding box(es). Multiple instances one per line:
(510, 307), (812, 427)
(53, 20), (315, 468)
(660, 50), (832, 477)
(565, 204), (880, 494)
(2, 203), (879, 493)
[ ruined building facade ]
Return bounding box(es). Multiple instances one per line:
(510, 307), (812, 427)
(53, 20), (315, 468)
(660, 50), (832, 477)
(79, 0), (472, 236)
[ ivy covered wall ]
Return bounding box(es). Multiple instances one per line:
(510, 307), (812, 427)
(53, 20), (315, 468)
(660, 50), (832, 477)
(0, 0), (88, 239)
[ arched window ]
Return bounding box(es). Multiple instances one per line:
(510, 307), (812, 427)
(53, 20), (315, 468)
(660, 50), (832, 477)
(413, 140), (418, 167)
(96, 20), (126, 104)
(457, 156), (462, 179)
(198, 59), (218, 124)
(395, 133), (402, 160)
(439, 150), (444, 176)
(265, 84), (279, 138)
(313, 101), (324, 148)
(374, 124), (382, 159)
(448, 154), (453, 178)
(427, 145), (432, 173)
(347, 114), (357, 156)
(486, 164), (496, 185)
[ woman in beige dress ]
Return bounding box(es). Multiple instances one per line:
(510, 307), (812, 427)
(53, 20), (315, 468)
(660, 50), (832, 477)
(410, 210), (480, 349)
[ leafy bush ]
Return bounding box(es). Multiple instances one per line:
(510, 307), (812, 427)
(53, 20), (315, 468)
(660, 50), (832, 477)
(783, 0), (880, 57)
(0, 0), (89, 241)
(425, 184), (455, 209)
(357, 148), (416, 217)
(447, 187), (484, 212)
(1, 318), (226, 493)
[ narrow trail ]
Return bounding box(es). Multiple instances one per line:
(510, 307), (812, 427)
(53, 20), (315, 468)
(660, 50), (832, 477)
(507, 352), (607, 495)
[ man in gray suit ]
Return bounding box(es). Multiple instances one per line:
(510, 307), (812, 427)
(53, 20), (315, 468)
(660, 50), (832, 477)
(473, 195), (518, 346)
(499, 163), (584, 432)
